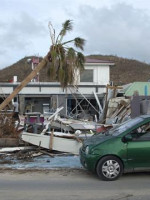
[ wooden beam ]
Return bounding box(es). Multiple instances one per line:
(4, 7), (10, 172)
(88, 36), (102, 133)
(49, 129), (54, 150)
(106, 85), (123, 90)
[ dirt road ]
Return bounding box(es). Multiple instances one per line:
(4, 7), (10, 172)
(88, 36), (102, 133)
(0, 169), (150, 200)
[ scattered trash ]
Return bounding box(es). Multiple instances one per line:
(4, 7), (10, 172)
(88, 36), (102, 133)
(0, 153), (81, 170)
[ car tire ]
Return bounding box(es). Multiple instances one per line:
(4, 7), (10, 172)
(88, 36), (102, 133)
(96, 156), (123, 181)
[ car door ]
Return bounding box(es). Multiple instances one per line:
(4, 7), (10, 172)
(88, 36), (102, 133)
(126, 123), (150, 169)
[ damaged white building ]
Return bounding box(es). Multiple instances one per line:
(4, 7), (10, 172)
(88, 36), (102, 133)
(0, 58), (114, 119)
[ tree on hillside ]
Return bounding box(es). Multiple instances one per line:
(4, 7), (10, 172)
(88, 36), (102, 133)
(0, 20), (85, 111)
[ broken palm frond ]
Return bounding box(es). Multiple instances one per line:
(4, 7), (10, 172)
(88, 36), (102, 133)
(16, 150), (35, 160)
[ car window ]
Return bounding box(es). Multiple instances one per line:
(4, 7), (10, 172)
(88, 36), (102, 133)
(109, 118), (144, 136)
(128, 122), (150, 141)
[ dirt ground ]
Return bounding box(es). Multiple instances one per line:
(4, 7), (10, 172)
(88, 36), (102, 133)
(0, 168), (89, 176)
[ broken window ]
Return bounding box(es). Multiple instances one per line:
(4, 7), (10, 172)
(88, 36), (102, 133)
(67, 98), (98, 120)
(80, 70), (93, 82)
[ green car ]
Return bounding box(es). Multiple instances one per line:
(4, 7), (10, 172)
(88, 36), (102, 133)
(80, 115), (150, 181)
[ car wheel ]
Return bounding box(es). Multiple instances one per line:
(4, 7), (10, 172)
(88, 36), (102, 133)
(96, 156), (123, 181)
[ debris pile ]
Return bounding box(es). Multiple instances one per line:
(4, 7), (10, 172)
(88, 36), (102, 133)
(1, 84), (149, 159)
(0, 112), (18, 138)
(0, 147), (81, 170)
(105, 97), (131, 125)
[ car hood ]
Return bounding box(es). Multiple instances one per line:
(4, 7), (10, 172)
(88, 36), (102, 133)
(83, 133), (113, 147)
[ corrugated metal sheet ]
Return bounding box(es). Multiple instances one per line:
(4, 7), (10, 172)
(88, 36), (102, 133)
(124, 82), (150, 96)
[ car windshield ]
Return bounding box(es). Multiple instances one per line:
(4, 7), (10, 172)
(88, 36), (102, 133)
(107, 117), (144, 136)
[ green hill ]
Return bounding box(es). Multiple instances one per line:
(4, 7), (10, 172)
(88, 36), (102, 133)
(0, 55), (150, 85)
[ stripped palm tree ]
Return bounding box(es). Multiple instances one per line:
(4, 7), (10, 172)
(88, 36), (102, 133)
(48, 20), (85, 88)
(0, 20), (85, 111)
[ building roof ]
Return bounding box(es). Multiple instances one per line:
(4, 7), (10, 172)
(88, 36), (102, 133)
(123, 82), (150, 96)
(85, 58), (114, 65)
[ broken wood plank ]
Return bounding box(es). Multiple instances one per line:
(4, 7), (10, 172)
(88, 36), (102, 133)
(49, 129), (54, 150)
(39, 149), (54, 157)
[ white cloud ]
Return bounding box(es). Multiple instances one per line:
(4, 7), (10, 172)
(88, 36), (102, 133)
(1, 0), (150, 69)
(77, 2), (150, 63)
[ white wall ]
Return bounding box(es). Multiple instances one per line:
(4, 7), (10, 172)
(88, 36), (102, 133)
(96, 66), (110, 85)
(0, 83), (106, 95)
(0, 62), (111, 96)
(77, 64), (110, 85)
(0, 87), (13, 94)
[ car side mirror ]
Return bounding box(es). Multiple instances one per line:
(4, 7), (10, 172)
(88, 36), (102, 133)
(122, 135), (132, 143)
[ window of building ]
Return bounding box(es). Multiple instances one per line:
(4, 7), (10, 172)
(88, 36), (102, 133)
(80, 69), (93, 82)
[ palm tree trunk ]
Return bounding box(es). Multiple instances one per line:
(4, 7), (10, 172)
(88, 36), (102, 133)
(0, 54), (49, 111)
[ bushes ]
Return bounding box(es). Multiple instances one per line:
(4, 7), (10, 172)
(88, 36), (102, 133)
(0, 113), (18, 138)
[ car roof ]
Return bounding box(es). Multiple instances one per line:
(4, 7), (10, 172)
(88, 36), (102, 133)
(138, 115), (150, 119)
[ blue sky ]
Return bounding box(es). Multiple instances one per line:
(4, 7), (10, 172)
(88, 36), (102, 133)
(1, 0), (150, 69)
